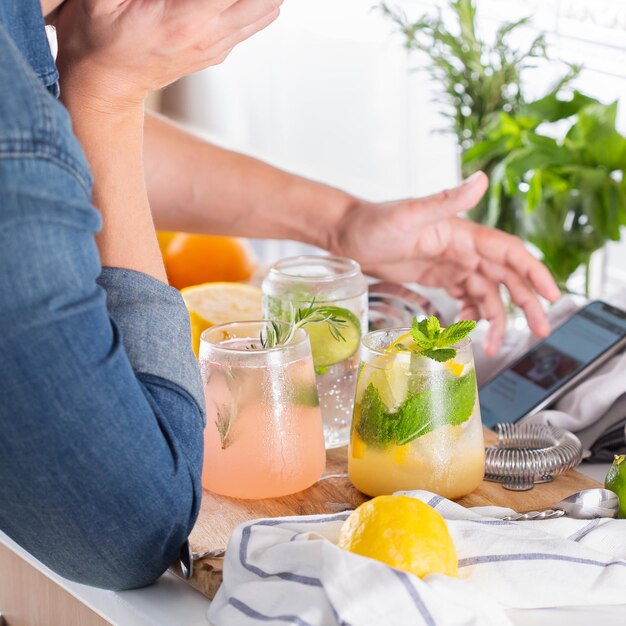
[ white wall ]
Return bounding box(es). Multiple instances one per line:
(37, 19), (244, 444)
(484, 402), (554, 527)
(164, 0), (626, 284)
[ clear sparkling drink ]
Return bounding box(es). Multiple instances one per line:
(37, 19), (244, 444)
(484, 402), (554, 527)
(200, 321), (325, 499)
(349, 329), (485, 498)
(262, 256), (368, 449)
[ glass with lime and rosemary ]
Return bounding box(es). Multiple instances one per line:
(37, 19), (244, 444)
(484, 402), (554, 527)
(349, 316), (485, 498)
(262, 256), (367, 449)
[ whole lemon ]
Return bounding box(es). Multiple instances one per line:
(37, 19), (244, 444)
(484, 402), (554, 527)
(605, 454), (626, 519)
(337, 495), (458, 578)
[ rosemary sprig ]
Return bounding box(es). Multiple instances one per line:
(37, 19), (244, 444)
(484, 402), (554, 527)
(215, 405), (233, 450)
(259, 299), (348, 349)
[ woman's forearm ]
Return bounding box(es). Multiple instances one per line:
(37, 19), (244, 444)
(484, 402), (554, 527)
(144, 111), (355, 250)
(61, 96), (167, 282)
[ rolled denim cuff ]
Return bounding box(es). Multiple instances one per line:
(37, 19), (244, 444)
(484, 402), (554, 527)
(97, 267), (205, 417)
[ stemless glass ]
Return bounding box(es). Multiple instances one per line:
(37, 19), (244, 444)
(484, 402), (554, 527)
(262, 255), (368, 449)
(349, 329), (485, 498)
(200, 321), (326, 499)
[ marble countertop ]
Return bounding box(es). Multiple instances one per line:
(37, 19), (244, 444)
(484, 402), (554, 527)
(2, 462), (625, 625)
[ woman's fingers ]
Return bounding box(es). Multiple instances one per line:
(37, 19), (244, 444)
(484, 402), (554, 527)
(385, 172), (488, 236)
(218, 0), (283, 33)
(461, 273), (507, 356)
(458, 300), (481, 323)
(478, 260), (551, 339)
(199, 7), (281, 65)
(474, 228), (560, 302)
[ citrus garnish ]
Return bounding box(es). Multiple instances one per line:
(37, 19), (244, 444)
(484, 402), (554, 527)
(305, 306), (361, 368)
(605, 454), (626, 519)
(350, 420), (366, 459)
(338, 495), (458, 578)
(181, 282), (262, 356)
(445, 360), (464, 377)
(387, 331), (413, 353)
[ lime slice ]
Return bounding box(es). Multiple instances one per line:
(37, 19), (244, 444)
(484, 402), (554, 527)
(305, 306), (361, 368)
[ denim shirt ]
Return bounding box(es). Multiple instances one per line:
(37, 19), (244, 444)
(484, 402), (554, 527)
(0, 0), (206, 590)
(0, 0), (59, 95)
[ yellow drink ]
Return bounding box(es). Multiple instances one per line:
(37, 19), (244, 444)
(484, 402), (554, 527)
(348, 329), (485, 499)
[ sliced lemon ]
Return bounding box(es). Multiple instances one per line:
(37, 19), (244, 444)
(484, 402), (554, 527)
(393, 444), (410, 465)
(181, 282), (262, 356)
(387, 331), (414, 353)
(351, 423), (366, 460)
(305, 306), (361, 369)
(445, 360), (464, 377)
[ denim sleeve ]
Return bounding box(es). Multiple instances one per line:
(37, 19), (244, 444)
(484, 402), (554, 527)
(96, 267), (205, 418)
(0, 23), (206, 590)
(0, 157), (206, 591)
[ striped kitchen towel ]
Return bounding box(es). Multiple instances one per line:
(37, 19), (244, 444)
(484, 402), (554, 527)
(206, 491), (626, 626)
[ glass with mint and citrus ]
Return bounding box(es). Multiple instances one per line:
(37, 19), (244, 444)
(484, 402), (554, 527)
(349, 316), (485, 498)
(262, 256), (367, 449)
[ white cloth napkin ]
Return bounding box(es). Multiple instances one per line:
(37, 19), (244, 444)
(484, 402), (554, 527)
(473, 292), (626, 447)
(206, 491), (626, 626)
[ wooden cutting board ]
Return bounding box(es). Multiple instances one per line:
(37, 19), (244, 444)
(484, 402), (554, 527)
(187, 429), (600, 599)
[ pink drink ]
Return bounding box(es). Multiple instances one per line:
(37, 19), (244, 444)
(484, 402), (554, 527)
(200, 322), (326, 499)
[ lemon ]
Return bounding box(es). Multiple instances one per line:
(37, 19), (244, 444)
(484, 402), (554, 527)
(181, 282), (262, 356)
(387, 331), (414, 352)
(372, 361), (410, 411)
(445, 360), (464, 377)
(338, 495), (458, 578)
(605, 454), (626, 519)
(305, 306), (361, 369)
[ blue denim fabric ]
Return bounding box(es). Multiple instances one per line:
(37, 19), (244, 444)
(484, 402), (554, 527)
(0, 0), (59, 95)
(0, 4), (206, 591)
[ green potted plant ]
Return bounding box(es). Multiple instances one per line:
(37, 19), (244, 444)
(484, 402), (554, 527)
(381, 0), (626, 293)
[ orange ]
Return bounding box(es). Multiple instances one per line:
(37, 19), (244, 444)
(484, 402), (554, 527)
(156, 230), (177, 253)
(159, 232), (254, 290)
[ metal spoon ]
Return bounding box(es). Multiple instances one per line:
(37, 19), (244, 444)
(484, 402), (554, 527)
(501, 488), (619, 521)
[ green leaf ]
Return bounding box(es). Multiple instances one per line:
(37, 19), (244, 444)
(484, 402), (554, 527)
(526, 169), (543, 212)
(587, 132), (626, 170)
(425, 315), (441, 337)
(356, 370), (478, 448)
(437, 320), (477, 347)
(356, 383), (394, 447)
(521, 90), (595, 124)
(421, 348), (457, 362)
(410, 318), (433, 349)
(394, 369), (477, 445)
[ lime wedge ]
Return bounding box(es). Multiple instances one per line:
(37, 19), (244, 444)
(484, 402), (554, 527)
(305, 306), (361, 368)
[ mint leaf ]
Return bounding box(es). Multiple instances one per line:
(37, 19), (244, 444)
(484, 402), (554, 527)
(394, 392), (432, 445)
(356, 383), (394, 447)
(416, 318), (430, 337)
(425, 315), (441, 337)
(355, 370), (477, 448)
(411, 318), (433, 349)
(405, 315), (476, 363)
(421, 348), (457, 362)
(395, 369), (477, 445)
(436, 320), (477, 348)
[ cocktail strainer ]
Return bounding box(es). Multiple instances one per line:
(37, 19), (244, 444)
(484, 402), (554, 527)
(484, 423), (584, 491)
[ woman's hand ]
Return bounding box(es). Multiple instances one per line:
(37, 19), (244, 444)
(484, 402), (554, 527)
(55, 0), (282, 108)
(330, 172), (561, 356)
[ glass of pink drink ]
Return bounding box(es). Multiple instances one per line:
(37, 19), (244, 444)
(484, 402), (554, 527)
(200, 321), (326, 499)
